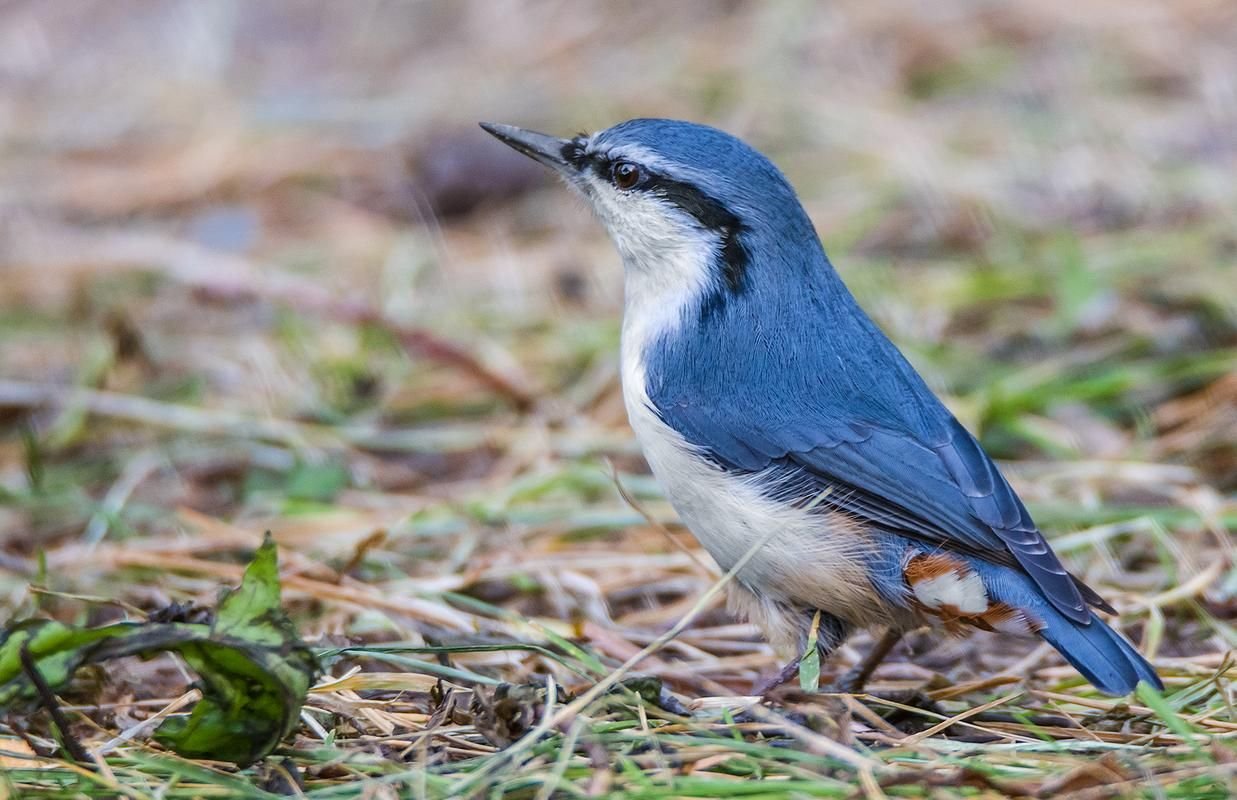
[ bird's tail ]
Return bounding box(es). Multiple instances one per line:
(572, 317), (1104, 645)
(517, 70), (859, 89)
(1036, 607), (1163, 695)
(977, 565), (1162, 695)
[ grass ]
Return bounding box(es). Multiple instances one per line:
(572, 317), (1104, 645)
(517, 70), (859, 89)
(1, 2), (1235, 798)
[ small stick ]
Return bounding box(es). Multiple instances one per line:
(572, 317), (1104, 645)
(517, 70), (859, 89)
(186, 267), (538, 409)
(19, 644), (94, 766)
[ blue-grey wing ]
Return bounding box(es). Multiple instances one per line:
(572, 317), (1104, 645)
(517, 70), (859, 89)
(655, 397), (1101, 624)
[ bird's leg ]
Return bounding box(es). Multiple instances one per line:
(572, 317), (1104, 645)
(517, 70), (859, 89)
(752, 657), (802, 698)
(824, 629), (951, 730)
(827, 628), (902, 693)
(752, 610), (851, 700)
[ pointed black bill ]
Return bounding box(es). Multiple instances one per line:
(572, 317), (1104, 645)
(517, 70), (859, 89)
(480, 122), (574, 172)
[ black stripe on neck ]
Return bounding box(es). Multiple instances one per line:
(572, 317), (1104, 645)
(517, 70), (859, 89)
(564, 142), (750, 313)
(643, 175), (750, 305)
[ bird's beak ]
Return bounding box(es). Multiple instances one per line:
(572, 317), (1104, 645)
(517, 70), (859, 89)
(480, 122), (574, 174)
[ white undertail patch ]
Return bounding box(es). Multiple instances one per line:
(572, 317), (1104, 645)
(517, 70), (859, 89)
(911, 570), (990, 616)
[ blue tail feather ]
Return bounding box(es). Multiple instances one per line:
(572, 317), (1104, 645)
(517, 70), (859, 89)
(974, 563), (1162, 695)
(1037, 608), (1163, 695)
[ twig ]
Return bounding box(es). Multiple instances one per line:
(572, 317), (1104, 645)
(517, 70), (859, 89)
(1134, 560), (1225, 611)
(94, 230), (538, 408)
(902, 690), (1023, 744)
(607, 458), (716, 577)
(192, 278), (538, 409)
(82, 449), (165, 549)
(19, 643), (94, 766)
(93, 689), (200, 757)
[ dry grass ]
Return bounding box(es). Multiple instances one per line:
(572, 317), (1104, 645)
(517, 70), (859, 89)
(1, 1), (1235, 797)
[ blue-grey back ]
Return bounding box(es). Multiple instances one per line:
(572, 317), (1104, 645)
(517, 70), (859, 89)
(619, 119), (1095, 622)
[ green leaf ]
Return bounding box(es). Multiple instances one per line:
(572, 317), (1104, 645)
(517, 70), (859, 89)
(799, 610), (822, 692)
(0, 620), (135, 706)
(153, 534), (318, 765)
(0, 533), (318, 767)
(1136, 682), (1202, 752)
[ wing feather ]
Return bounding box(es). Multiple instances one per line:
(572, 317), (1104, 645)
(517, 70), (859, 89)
(655, 399), (1094, 623)
(641, 257), (1105, 623)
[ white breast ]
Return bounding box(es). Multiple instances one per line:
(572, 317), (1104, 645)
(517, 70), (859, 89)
(619, 301), (894, 630)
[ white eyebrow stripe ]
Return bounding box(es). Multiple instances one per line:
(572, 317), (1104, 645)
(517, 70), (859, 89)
(587, 142), (681, 175)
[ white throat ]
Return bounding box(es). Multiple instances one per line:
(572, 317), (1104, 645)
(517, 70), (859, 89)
(616, 228), (716, 520)
(580, 165), (725, 495)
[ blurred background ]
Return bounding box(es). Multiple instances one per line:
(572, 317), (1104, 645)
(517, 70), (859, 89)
(1, 0), (1234, 703)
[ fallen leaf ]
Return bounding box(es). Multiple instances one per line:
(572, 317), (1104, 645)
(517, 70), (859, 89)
(0, 534), (317, 767)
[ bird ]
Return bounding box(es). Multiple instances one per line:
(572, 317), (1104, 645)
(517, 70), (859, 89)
(480, 118), (1162, 697)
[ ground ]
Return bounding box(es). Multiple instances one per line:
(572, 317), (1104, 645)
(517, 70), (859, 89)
(1, 1), (1235, 798)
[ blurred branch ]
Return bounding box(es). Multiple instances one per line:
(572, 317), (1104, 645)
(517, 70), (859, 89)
(8, 228), (539, 409)
(189, 277), (539, 411)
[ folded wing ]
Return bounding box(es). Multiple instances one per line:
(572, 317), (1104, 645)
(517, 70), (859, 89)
(652, 386), (1103, 624)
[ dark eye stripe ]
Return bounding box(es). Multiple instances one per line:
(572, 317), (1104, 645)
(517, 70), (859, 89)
(644, 175), (738, 235)
(565, 145), (750, 309)
(644, 174), (750, 305)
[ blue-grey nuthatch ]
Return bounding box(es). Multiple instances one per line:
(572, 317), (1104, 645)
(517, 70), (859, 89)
(482, 119), (1161, 696)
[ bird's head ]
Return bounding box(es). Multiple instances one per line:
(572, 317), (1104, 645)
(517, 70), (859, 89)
(481, 119), (823, 323)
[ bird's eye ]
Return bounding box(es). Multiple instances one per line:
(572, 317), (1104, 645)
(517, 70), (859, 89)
(611, 161), (641, 190)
